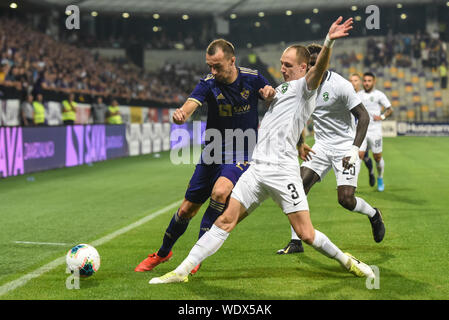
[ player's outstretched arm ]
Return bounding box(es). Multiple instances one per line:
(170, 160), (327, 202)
(172, 99), (200, 124)
(306, 17), (353, 90)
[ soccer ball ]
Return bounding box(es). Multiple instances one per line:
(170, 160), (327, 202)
(66, 244), (100, 277)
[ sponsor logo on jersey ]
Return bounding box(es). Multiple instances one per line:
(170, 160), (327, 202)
(216, 93), (225, 100)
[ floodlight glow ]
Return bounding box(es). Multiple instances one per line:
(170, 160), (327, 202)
(10, 2), (18, 9)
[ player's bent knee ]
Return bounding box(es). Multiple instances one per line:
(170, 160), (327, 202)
(210, 187), (232, 203)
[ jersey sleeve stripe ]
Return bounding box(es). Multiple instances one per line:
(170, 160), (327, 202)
(187, 97), (202, 107)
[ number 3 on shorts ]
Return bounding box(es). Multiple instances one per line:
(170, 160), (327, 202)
(287, 183), (299, 200)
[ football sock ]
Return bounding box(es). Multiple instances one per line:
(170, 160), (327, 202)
(198, 199), (226, 239)
(290, 225), (301, 241)
(175, 224), (229, 276)
(311, 229), (349, 267)
(353, 197), (376, 218)
(376, 158), (385, 178)
(158, 210), (191, 258)
(364, 156), (374, 175)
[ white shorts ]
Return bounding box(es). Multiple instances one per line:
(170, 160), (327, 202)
(300, 143), (360, 187)
(360, 131), (383, 154)
(231, 162), (309, 215)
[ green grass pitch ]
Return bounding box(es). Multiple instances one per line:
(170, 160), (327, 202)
(0, 137), (448, 300)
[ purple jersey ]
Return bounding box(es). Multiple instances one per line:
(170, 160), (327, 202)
(188, 67), (269, 163)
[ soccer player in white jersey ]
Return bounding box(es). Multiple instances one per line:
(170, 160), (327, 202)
(350, 73), (376, 187)
(149, 17), (376, 284)
(277, 46), (385, 255)
(349, 73), (362, 92)
(358, 72), (393, 192)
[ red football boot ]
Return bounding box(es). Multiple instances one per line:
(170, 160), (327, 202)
(134, 251), (173, 272)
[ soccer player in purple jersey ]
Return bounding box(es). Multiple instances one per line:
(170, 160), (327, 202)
(135, 39), (272, 274)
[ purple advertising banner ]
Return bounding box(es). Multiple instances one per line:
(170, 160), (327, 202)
(0, 124), (129, 179)
(0, 127), (24, 178)
(105, 125), (128, 159)
(65, 125), (107, 167)
(22, 126), (66, 173)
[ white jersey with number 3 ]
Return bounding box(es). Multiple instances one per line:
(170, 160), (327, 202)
(313, 71), (362, 150)
(252, 77), (317, 166)
(357, 89), (391, 134)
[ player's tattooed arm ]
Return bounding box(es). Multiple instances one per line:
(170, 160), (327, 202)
(173, 99), (200, 124)
(350, 103), (369, 147)
(306, 16), (353, 90)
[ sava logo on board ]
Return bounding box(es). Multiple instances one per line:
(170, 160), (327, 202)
(65, 125), (107, 167)
(0, 127), (24, 178)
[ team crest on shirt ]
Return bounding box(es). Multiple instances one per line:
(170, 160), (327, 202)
(281, 83), (289, 94)
(323, 92), (329, 101)
(240, 89), (250, 100)
(370, 96), (374, 102)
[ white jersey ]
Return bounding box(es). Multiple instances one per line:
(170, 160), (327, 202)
(313, 71), (362, 150)
(357, 89), (391, 134)
(252, 77), (317, 166)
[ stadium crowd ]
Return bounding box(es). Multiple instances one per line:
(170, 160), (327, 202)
(364, 30), (448, 70)
(0, 18), (205, 105)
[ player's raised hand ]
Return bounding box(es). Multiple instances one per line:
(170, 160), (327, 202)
(173, 108), (187, 124)
(328, 16), (353, 40)
(259, 85), (276, 101)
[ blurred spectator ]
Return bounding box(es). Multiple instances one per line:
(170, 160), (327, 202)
(32, 93), (46, 126)
(107, 99), (123, 124)
(91, 96), (107, 124)
(62, 93), (77, 125)
(21, 93), (34, 126)
(440, 62), (448, 89)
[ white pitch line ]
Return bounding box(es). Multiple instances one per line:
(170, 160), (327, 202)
(13, 241), (70, 246)
(0, 199), (182, 297)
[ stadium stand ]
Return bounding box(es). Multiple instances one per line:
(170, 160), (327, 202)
(257, 34), (449, 122)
